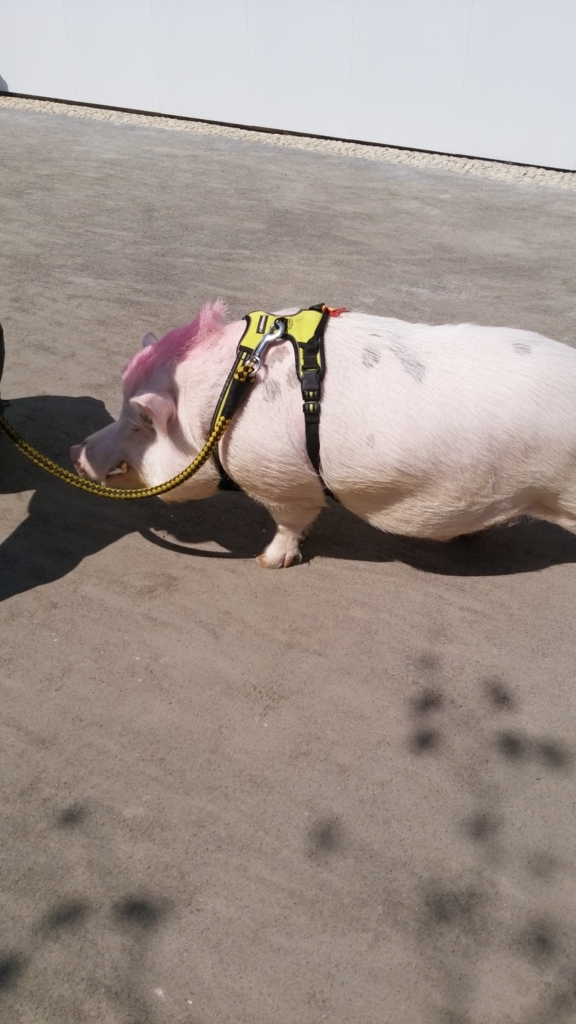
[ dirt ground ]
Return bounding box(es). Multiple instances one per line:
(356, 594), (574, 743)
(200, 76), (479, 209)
(1, 106), (576, 1024)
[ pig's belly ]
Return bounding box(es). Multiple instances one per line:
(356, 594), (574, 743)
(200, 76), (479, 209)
(321, 416), (576, 539)
(341, 483), (531, 539)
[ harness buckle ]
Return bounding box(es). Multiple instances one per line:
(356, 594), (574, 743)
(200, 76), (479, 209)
(245, 318), (286, 376)
(301, 369), (320, 392)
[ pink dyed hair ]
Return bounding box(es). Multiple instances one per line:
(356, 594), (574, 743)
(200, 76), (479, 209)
(122, 299), (227, 395)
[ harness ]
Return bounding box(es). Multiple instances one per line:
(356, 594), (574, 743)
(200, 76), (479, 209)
(212, 303), (342, 495)
(0, 304), (347, 499)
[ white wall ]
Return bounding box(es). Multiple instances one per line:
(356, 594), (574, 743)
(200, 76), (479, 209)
(1, 0), (575, 170)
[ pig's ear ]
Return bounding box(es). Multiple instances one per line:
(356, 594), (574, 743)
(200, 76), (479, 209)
(141, 332), (157, 349)
(130, 393), (175, 433)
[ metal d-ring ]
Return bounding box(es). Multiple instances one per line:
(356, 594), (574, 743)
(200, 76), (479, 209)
(246, 318), (286, 375)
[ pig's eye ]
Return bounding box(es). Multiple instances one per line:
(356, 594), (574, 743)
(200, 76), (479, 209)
(136, 413), (155, 430)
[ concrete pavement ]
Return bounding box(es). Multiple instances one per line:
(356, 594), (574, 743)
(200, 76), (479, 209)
(1, 105), (576, 1024)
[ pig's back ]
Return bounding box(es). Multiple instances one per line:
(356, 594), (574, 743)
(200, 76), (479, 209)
(319, 313), (576, 485)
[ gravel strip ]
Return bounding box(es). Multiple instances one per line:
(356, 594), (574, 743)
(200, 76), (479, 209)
(1, 93), (575, 190)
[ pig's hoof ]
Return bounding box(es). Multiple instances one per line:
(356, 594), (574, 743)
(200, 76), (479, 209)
(282, 550), (302, 568)
(255, 549), (302, 569)
(256, 525), (305, 568)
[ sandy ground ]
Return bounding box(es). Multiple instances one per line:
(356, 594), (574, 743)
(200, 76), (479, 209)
(1, 104), (576, 1024)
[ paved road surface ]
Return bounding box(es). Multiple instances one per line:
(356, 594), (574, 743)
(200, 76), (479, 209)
(1, 107), (576, 1024)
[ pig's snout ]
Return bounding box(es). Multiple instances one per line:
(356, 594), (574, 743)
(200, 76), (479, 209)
(70, 443), (89, 478)
(70, 438), (133, 486)
(70, 443), (87, 477)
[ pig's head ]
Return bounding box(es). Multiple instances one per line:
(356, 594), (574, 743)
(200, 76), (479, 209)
(70, 301), (227, 501)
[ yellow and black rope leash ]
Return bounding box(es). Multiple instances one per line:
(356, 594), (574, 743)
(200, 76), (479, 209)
(0, 410), (231, 499)
(0, 312), (267, 499)
(0, 311), (276, 500)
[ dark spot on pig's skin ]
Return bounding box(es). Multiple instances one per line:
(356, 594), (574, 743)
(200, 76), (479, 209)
(513, 342), (532, 355)
(264, 379), (281, 403)
(366, 433), (375, 448)
(389, 342), (426, 383)
(285, 367), (299, 389)
(267, 346), (290, 366)
(362, 347), (380, 368)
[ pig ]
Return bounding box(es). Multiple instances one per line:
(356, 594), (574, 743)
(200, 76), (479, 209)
(71, 300), (576, 568)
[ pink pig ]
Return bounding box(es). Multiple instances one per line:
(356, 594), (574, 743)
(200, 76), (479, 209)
(71, 300), (576, 568)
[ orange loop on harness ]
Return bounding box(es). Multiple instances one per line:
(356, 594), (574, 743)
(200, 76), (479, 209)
(322, 305), (350, 317)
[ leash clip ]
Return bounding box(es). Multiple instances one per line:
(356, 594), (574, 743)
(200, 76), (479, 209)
(246, 318), (286, 376)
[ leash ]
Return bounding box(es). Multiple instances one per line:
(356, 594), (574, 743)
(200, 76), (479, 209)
(0, 305), (347, 500)
(0, 320), (262, 499)
(0, 408), (232, 499)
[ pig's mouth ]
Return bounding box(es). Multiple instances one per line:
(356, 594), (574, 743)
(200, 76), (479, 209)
(106, 462), (129, 478)
(71, 444), (138, 487)
(103, 460), (142, 488)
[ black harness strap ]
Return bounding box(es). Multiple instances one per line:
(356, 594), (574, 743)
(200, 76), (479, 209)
(283, 304), (337, 499)
(294, 303), (329, 480)
(215, 457), (240, 491)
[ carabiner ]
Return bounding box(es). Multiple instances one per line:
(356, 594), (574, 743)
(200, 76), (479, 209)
(246, 318), (286, 375)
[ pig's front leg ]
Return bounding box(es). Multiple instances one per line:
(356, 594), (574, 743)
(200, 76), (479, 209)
(256, 504), (321, 569)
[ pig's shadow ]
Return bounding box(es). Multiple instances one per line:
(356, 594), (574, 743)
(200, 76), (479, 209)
(2, 394), (576, 602)
(0, 394), (276, 602)
(307, 502), (576, 577)
(159, 496), (576, 577)
(1, 396), (147, 602)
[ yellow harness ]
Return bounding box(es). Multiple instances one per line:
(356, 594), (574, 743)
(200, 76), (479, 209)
(211, 304), (331, 490)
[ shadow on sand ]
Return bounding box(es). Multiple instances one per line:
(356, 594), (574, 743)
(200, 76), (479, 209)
(404, 658), (576, 1024)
